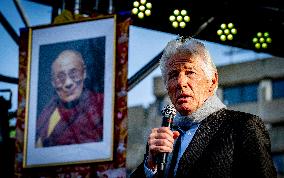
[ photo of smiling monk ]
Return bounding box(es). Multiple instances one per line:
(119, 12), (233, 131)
(35, 50), (103, 147)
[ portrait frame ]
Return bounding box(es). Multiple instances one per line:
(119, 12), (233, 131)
(23, 15), (116, 168)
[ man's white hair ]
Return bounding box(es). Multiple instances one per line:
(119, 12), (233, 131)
(159, 37), (217, 89)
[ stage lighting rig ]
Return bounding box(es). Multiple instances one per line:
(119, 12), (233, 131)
(252, 32), (272, 49)
(132, 0), (152, 19)
(169, 9), (190, 28)
(217, 22), (237, 41)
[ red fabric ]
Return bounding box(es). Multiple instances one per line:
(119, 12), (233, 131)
(36, 89), (103, 147)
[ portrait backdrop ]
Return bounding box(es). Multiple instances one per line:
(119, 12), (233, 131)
(15, 15), (130, 177)
(37, 37), (105, 118)
(22, 16), (116, 167)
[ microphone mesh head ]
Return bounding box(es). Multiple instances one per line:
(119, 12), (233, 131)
(161, 104), (176, 118)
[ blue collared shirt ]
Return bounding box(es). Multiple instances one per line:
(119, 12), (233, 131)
(172, 124), (199, 174)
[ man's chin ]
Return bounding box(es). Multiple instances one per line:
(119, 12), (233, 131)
(61, 95), (80, 103)
(176, 104), (195, 116)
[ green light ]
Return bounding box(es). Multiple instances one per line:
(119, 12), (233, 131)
(169, 15), (175, 22)
(138, 12), (144, 19)
(133, 1), (139, 7)
(140, 0), (146, 4)
(228, 23), (234, 29)
(264, 32), (269, 37)
(139, 5), (145, 11)
(227, 34), (233, 40)
(217, 29), (223, 35)
(220, 35), (226, 41)
(257, 32), (262, 37)
(231, 28), (237, 34)
(252, 37), (258, 43)
(259, 37), (265, 43)
(262, 43), (268, 49)
(266, 37), (272, 43)
(132, 8), (138, 14)
(255, 43), (261, 49)
(174, 9), (180, 16)
(177, 16), (182, 22)
(146, 2), (152, 8)
(180, 22), (186, 28)
(221, 23), (226, 30)
(145, 9), (151, 16)
(172, 21), (178, 28)
(181, 10), (187, 16)
(9, 130), (16, 138)
(184, 16), (190, 22)
(224, 29), (230, 35)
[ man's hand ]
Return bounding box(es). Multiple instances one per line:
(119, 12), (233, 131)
(146, 127), (180, 170)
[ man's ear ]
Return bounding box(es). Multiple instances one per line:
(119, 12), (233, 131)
(51, 80), (56, 88)
(83, 65), (87, 80)
(209, 72), (218, 93)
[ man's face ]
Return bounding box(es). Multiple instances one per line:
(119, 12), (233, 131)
(165, 54), (217, 115)
(51, 53), (86, 103)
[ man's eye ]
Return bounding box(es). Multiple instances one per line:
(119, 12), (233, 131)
(168, 72), (178, 79)
(57, 73), (66, 81)
(185, 71), (195, 76)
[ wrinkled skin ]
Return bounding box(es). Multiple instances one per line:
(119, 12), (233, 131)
(147, 54), (218, 169)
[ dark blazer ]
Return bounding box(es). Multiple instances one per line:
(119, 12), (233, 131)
(130, 109), (277, 178)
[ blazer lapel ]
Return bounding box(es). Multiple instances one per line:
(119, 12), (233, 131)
(176, 109), (227, 175)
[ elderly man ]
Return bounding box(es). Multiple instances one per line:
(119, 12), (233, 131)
(36, 50), (103, 147)
(130, 37), (276, 178)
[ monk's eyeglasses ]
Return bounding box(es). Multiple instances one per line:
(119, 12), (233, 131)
(52, 68), (84, 86)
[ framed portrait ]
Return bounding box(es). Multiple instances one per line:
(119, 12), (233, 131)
(23, 16), (116, 167)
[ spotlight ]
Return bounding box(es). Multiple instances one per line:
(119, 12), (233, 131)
(217, 22), (237, 41)
(169, 9), (190, 28)
(252, 32), (272, 49)
(132, 0), (152, 19)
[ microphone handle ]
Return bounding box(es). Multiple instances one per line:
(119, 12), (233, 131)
(156, 116), (173, 177)
(161, 116), (172, 127)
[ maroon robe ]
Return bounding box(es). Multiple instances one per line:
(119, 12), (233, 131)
(36, 89), (103, 147)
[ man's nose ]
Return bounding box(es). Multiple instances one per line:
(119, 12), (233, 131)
(177, 73), (187, 89)
(64, 76), (74, 89)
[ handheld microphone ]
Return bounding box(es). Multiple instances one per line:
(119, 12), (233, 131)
(156, 104), (176, 174)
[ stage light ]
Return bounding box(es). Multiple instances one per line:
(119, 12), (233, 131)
(177, 16), (182, 22)
(184, 16), (190, 22)
(181, 10), (187, 16)
(132, 0), (152, 19)
(172, 21), (178, 28)
(252, 32), (272, 49)
(138, 12), (144, 19)
(217, 29), (223, 36)
(217, 22), (237, 41)
(231, 28), (237, 34)
(145, 9), (151, 16)
(169, 9), (190, 28)
(132, 8), (138, 14)
(227, 34), (233, 40)
(133, 1), (139, 7)
(180, 21), (186, 28)
(228, 23), (233, 29)
(220, 35), (226, 41)
(139, 5), (145, 11)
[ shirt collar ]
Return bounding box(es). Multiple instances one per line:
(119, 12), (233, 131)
(173, 94), (226, 129)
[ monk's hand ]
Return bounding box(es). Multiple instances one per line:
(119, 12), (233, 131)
(146, 127), (180, 170)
